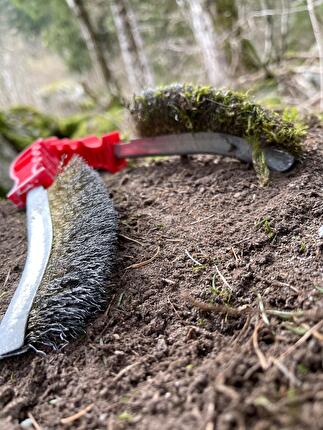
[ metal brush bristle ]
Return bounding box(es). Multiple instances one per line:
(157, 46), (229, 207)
(25, 156), (117, 351)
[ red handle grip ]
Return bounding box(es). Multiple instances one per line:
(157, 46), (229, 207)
(7, 131), (127, 208)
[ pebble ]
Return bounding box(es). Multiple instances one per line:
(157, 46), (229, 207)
(319, 226), (323, 238)
(20, 418), (33, 429)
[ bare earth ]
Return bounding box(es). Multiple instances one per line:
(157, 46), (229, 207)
(0, 126), (322, 430)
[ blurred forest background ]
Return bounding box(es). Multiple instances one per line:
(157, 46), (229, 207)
(0, 0), (322, 193)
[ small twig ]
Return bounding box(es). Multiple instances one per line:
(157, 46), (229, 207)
(3, 268), (11, 290)
(185, 250), (203, 266)
(119, 233), (145, 247)
(278, 284), (299, 294)
(117, 292), (125, 307)
(266, 309), (304, 320)
(283, 323), (307, 336)
(233, 314), (252, 345)
(190, 214), (216, 225)
(215, 383), (240, 402)
(251, 1), (323, 18)
(99, 294), (117, 337)
(257, 293), (270, 326)
(184, 294), (249, 318)
(104, 294), (116, 316)
(254, 275), (299, 292)
(113, 362), (141, 382)
(212, 272), (217, 290)
(232, 237), (252, 245)
(278, 320), (323, 362)
(167, 296), (182, 320)
(307, 0), (323, 110)
(214, 264), (232, 291)
(60, 404), (94, 425)
(312, 329), (323, 342)
(270, 357), (301, 387)
(252, 321), (270, 370)
(162, 278), (176, 285)
(126, 246), (160, 269)
(231, 247), (240, 262)
(27, 412), (42, 430)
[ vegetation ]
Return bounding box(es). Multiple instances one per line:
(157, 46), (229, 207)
(1, 0), (91, 73)
(129, 83), (307, 156)
(257, 216), (275, 240)
(0, 1), (322, 110)
(0, 105), (122, 152)
(58, 109), (122, 139)
(0, 106), (61, 150)
(0, 81), (309, 194)
(0, 1), (321, 194)
(0, 104), (123, 194)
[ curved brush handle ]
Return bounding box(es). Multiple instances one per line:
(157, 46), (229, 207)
(7, 132), (127, 208)
(220, 135), (295, 172)
(263, 147), (295, 172)
(7, 139), (61, 208)
(116, 132), (295, 173)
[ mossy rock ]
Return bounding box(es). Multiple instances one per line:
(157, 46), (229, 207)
(0, 105), (123, 152)
(58, 114), (86, 137)
(129, 83), (306, 156)
(61, 108), (123, 139)
(0, 135), (17, 196)
(0, 106), (61, 151)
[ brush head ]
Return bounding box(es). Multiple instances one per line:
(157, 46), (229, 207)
(25, 156), (117, 351)
(129, 83), (306, 156)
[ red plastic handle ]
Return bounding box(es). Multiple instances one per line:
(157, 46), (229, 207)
(7, 131), (127, 208)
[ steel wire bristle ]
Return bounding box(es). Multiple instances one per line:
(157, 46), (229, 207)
(25, 156), (117, 351)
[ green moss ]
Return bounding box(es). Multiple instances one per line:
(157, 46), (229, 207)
(117, 411), (133, 422)
(0, 106), (123, 195)
(58, 114), (84, 137)
(0, 185), (6, 199)
(299, 241), (307, 254)
(257, 216), (275, 240)
(249, 135), (269, 186)
(0, 105), (123, 152)
(129, 83), (306, 157)
(0, 134), (17, 194)
(60, 107), (123, 139)
(0, 106), (61, 150)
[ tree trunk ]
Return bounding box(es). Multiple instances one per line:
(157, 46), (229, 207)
(207, 0), (269, 75)
(65, 0), (121, 98)
(307, 0), (323, 111)
(110, 0), (140, 92)
(111, 0), (154, 92)
(183, 0), (226, 87)
(124, 0), (154, 87)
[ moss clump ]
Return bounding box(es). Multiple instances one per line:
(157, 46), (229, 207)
(249, 136), (270, 186)
(61, 108), (122, 139)
(129, 83), (306, 156)
(0, 106), (60, 151)
(0, 185), (6, 198)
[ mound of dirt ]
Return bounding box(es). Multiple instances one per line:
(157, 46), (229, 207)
(0, 126), (322, 430)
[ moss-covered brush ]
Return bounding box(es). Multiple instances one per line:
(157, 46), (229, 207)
(129, 83), (307, 182)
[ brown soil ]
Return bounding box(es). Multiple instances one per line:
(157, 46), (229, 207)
(0, 127), (322, 430)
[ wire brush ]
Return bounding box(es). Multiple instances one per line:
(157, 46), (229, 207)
(24, 156), (117, 352)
